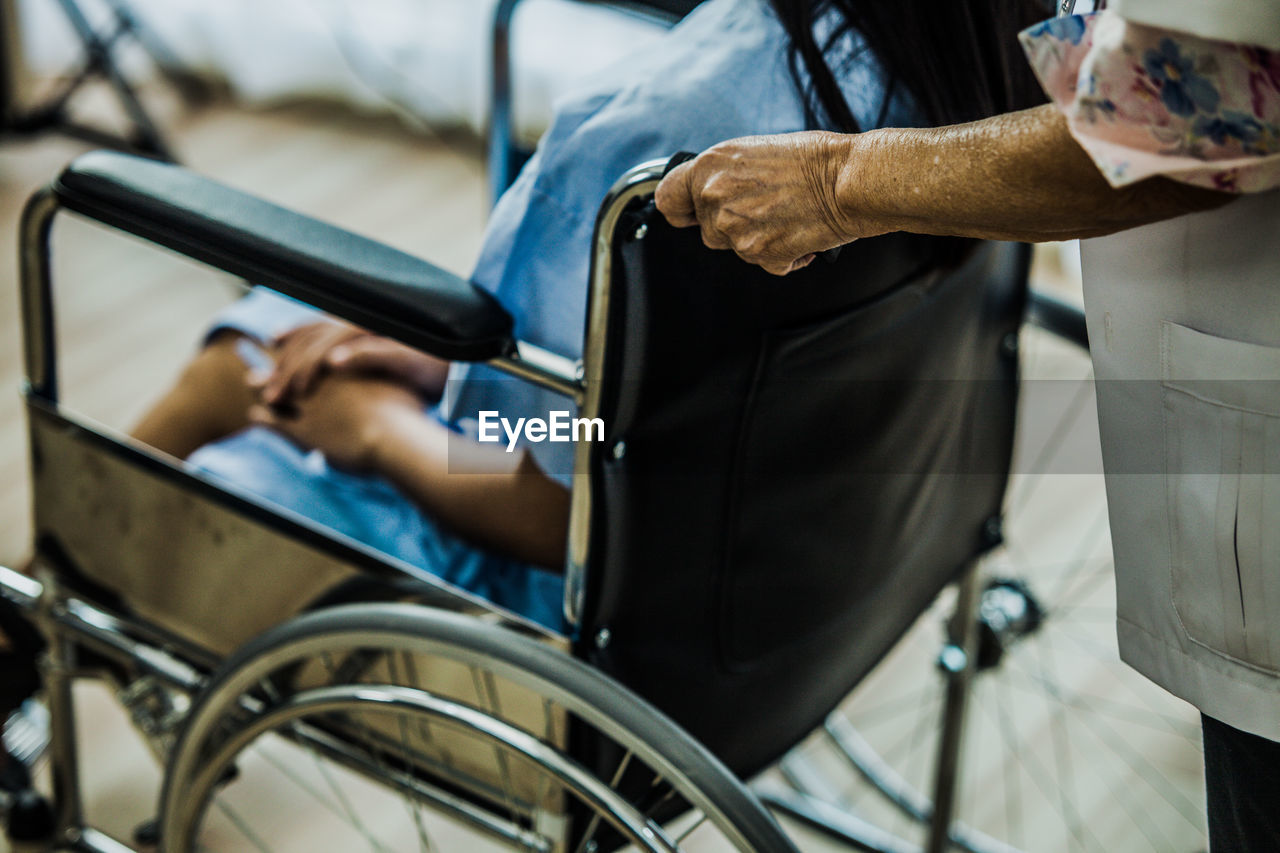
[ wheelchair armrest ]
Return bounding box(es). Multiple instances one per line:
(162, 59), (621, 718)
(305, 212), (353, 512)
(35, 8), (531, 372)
(53, 151), (515, 361)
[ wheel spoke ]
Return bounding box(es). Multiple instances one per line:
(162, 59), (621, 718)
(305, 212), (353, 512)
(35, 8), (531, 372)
(385, 653), (438, 853)
(471, 665), (524, 834)
(1016, 631), (1199, 740)
(303, 725), (394, 853)
(991, 676), (1024, 850)
(256, 734), (356, 820)
(399, 651), (451, 766)
(970, 688), (1102, 852)
(214, 798), (274, 853)
(1007, 375), (1095, 506)
(1008, 657), (1202, 839)
(573, 750), (634, 853)
(1035, 630), (1091, 852)
(675, 812), (710, 844)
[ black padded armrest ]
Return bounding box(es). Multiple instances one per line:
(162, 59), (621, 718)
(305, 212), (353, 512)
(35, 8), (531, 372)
(54, 151), (515, 362)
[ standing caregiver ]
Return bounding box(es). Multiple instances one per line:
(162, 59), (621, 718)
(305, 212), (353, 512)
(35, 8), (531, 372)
(657, 0), (1280, 849)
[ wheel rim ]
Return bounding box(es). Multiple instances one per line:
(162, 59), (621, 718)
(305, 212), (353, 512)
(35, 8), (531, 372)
(161, 607), (796, 853)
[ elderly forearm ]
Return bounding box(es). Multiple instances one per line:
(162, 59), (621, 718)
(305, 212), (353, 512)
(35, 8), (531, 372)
(836, 103), (1233, 243)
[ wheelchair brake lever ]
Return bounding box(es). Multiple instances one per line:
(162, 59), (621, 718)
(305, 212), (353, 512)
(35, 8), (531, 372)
(662, 151), (843, 266)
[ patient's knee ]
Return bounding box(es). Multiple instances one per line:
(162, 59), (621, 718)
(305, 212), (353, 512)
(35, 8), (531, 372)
(131, 332), (260, 458)
(182, 332), (257, 395)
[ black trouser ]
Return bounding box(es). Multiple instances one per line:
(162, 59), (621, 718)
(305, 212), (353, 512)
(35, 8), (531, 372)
(1202, 714), (1280, 851)
(0, 599), (43, 716)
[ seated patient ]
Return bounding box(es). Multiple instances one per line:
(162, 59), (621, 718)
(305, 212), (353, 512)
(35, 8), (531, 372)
(123, 0), (918, 632)
(126, 0), (1043, 630)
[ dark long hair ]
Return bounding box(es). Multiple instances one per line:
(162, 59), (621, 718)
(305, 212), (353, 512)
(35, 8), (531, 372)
(768, 0), (1049, 133)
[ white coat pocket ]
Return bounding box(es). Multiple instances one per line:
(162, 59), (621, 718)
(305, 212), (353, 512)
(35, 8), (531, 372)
(1161, 321), (1280, 673)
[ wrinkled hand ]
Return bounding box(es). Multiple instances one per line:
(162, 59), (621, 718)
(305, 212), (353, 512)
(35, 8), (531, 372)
(656, 131), (884, 276)
(249, 373), (421, 473)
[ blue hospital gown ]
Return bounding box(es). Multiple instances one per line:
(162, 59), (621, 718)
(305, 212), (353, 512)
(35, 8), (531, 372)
(187, 0), (913, 632)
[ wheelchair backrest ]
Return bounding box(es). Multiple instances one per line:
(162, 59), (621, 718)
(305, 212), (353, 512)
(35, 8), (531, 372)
(578, 200), (1028, 777)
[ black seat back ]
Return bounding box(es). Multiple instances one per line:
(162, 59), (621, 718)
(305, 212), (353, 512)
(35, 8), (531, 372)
(578, 199), (1027, 776)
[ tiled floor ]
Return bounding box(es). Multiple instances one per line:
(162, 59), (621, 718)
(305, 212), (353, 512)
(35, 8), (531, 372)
(1, 88), (1205, 852)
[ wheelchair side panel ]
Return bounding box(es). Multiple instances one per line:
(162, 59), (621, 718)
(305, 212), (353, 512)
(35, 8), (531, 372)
(29, 411), (362, 656)
(28, 404), (575, 821)
(27, 404), (564, 655)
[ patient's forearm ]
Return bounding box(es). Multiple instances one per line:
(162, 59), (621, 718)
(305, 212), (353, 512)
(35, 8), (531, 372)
(369, 410), (570, 570)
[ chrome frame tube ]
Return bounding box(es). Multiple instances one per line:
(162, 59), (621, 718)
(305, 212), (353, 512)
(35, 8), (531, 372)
(53, 598), (205, 693)
(68, 827), (137, 853)
(562, 159), (667, 628)
(487, 0), (522, 206)
(10, 569), (210, 847)
(485, 339), (581, 402)
(36, 571), (86, 846)
(757, 779), (916, 853)
(0, 564), (41, 612)
(19, 187), (61, 402)
(487, 1), (681, 207)
(926, 559), (984, 853)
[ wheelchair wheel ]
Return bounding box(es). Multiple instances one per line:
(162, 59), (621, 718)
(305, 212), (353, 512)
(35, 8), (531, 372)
(160, 604), (796, 853)
(778, 320), (1207, 852)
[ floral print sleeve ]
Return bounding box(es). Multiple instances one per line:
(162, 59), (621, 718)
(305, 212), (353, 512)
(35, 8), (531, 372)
(1019, 10), (1280, 193)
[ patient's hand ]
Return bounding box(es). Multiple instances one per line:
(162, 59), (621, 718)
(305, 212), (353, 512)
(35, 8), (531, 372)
(325, 336), (449, 400)
(264, 322), (448, 406)
(263, 321), (368, 406)
(249, 373), (421, 473)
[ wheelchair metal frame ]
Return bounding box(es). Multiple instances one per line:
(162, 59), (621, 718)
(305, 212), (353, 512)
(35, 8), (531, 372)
(3, 154), (1093, 852)
(5, 159), (804, 852)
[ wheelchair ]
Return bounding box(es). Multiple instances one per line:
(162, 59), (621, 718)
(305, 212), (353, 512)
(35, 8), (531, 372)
(0, 142), (1202, 853)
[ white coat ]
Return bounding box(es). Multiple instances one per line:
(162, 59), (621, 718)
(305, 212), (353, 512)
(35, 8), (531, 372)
(1079, 0), (1280, 743)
